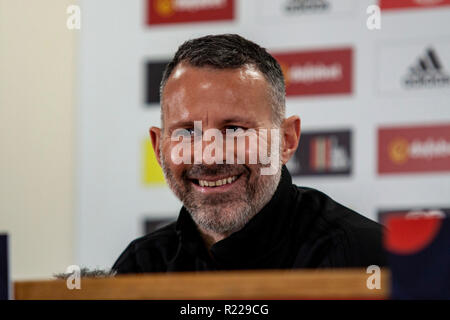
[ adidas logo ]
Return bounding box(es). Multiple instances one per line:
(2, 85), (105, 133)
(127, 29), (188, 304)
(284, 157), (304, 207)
(403, 47), (450, 88)
(284, 0), (330, 13)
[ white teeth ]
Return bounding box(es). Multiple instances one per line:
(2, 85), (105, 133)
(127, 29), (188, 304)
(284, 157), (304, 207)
(198, 175), (238, 187)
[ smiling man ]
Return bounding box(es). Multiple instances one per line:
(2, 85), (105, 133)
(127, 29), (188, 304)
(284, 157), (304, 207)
(112, 34), (386, 273)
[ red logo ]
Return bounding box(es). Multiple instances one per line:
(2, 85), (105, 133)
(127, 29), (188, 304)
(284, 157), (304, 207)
(147, 0), (234, 25)
(378, 124), (450, 174)
(385, 215), (443, 255)
(273, 48), (353, 97)
(379, 0), (450, 10)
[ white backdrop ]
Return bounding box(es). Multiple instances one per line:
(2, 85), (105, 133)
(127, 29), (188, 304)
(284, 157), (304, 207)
(76, 0), (450, 269)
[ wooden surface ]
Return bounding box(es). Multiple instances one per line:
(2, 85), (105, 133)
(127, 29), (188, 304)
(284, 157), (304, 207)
(14, 268), (390, 300)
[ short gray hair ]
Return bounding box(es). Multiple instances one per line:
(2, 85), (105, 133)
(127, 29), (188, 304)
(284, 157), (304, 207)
(159, 34), (286, 127)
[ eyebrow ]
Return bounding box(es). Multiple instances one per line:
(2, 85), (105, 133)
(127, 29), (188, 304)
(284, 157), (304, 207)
(221, 117), (256, 126)
(168, 120), (195, 129)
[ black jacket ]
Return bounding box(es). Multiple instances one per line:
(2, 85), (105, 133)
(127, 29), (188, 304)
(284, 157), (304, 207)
(113, 166), (387, 273)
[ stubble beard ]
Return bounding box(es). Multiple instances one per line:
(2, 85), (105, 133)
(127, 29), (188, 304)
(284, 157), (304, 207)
(160, 154), (282, 235)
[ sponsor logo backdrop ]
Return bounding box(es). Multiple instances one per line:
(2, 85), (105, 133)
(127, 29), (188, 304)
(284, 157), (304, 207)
(378, 41), (450, 94)
(287, 129), (352, 176)
(76, 0), (450, 268)
(379, 0), (450, 11)
(378, 123), (450, 174)
(273, 48), (353, 97)
(147, 0), (234, 25)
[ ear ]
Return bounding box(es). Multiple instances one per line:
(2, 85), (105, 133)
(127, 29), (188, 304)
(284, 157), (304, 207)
(280, 116), (301, 165)
(149, 127), (162, 168)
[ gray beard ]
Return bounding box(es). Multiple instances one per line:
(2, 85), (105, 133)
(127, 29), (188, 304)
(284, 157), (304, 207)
(160, 156), (282, 235)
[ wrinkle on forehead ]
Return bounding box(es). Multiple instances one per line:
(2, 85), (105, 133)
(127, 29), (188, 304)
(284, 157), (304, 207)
(162, 63), (272, 128)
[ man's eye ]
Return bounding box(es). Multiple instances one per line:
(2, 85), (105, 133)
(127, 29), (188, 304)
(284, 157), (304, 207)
(224, 126), (245, 133)
(173, 128), (194, 138)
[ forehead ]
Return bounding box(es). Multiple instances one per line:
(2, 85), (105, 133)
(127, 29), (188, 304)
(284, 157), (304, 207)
(161, 63), (272, 126)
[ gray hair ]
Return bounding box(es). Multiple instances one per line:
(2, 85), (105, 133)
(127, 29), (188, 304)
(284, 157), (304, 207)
(159, 34), (286, 127)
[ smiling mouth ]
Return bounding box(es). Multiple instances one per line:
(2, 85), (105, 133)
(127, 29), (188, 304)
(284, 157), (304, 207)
(191, 174), (241, 188)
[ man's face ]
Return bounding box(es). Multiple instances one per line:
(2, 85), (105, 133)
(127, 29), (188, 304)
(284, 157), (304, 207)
(155, 63), (282, 235)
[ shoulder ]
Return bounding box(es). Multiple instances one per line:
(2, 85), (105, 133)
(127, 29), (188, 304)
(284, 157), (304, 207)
(112, 221), (179, 274)
(294, 186), (387, 267)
